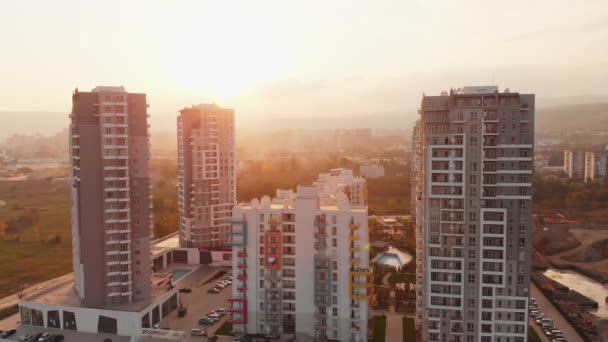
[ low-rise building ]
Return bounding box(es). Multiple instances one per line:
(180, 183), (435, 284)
(359, 164), (385, 179)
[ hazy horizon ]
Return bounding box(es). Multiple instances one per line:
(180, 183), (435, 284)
(1, 1), (608, 138)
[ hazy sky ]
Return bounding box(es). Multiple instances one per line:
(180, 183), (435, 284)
(1, 0), (608, 125)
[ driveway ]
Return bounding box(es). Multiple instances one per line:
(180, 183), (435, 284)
(161, 267), (233, 341)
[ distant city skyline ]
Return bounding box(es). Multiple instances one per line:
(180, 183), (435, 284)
(0, 1), (608, 121)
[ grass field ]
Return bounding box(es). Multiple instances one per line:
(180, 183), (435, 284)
(0, 179), (73, 298)
(373, 315), (387, 342)
(403, 317), (415, 342)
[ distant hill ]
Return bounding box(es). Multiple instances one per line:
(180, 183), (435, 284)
(537, 102), (608, 131)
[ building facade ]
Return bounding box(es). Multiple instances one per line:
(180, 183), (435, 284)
(177, 104), (236, 248)
(229, 169), (371, 341)
(564, 149), (584, 179)
(359, 164), (385, 179)
(583, 151), (607, 183)
(70, 86), (152, 307)
(413, 86), (534, 342)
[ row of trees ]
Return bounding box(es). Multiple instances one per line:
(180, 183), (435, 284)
(534, 175), (608, 212)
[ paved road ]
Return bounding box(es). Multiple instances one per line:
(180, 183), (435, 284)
(531, 283), (583, 342)
(385, 313), (403, 342)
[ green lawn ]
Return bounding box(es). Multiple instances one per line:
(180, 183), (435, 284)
(403, 317), (415, 342)
(529, 326), (542, 342)
(373, 315), (387, 342)
(214, 321), (233, 336)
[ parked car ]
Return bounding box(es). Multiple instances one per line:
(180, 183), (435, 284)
(207, 313), (221, 320)
(199, 318), (215, 325)
(1, 329), (16, 338)
(30, 333), (42, 342)
(19, 334), (31, 341)
(179, 287), (192, 293)
(191, 328), (207, 336)
(51, 335), (64, 342)
(153, 323), (161, 329)
(216, 308), (227, 315)
(207, 288), (220, 294)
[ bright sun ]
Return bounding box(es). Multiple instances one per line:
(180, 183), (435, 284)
(167, 4), (291, 99)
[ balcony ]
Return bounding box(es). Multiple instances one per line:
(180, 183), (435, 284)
(314, 243), (327, 250)
(350, 235), (360, 241)
(237, 251), (247, 257)
(237, 287), (247, 292)
(237, 274), (248, 280)
(350, 224), (359, 230)
(237, 264), (248, 269)
(314, 232), (327, 239)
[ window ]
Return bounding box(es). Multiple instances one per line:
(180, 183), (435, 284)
(469, 212), (477, 222)
(468, 274), (475, 283)
(332, 308), (338, 316)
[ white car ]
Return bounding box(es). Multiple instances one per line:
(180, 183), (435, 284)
(207, 313), (221, 319)
(191, 328), (206, 336)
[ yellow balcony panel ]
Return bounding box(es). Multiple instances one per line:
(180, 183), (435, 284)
(350, 235), (360, 241)
(350, 294), (371, 300)
(350, 224), (359, 230)
(351, 282), (371, 288)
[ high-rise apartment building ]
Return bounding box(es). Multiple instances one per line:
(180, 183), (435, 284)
(564, 149), (584, 179)
(583, 150), (607, 183)
(70, 86), (152, 307)
(177, 104), (236, 248)
(229, 169), (371, 341)
(413, 86), (534, 342)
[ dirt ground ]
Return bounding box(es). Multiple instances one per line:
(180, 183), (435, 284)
(533, 220), (608, 283)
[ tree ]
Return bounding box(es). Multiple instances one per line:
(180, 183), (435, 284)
(17, 283), (29, 299)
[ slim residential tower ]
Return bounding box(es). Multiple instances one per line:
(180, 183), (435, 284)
(177, 104), (236, 248)
(70, 86), (152, 307)
(413, 86), (534, 342)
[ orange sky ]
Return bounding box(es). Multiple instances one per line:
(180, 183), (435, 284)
(1, 0), (608, 122)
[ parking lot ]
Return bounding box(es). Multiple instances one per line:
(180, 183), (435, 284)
(159, 266), (234, 341)
(530, 284), (581, 342)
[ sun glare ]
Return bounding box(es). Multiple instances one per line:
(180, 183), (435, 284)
(167, 3), (291, 100)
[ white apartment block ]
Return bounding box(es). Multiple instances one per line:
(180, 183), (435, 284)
(229, 169), (371, 341)
(564, 149), (584, 179)
(584, 151), (607, 183)
(177, 104), (236, 248)
(413, 86), (534, 342)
